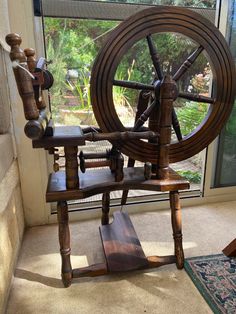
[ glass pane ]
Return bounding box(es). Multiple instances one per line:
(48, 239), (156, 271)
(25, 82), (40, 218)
(83, 0), (216, 8)
(214, 0), (236, 187)
(44, 18), (119, 125)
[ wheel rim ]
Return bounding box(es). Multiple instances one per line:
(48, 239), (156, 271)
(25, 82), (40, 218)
(91, 6), (235, 163)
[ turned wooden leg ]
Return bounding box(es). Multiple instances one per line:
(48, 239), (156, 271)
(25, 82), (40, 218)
(169, 191), (184, 269)
(101, 192), (110, 225)
(57, 200), (72, 287)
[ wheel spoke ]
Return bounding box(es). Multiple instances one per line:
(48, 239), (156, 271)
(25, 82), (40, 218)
(133, 100), (158, 132)
(173, 46), (204, 81)
(178, 92), (214, 104)
(146, 35), (163, 80)
(172, 108), (182, 141)
(113, 79), (154, 91)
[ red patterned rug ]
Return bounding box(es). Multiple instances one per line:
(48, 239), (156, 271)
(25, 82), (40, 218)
(185, 254), (236, 314)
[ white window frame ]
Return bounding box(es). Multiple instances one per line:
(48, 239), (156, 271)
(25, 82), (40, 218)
(203, 1), (236, 201)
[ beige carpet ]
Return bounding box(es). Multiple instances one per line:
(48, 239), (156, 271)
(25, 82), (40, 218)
(6, 201), (236, 314)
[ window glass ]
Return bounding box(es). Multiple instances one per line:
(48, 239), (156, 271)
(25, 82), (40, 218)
(45, 18), (118, 125)
(83, 0), (216, 8)
(214, 0), (236, 187)
(43, 1), (216, 206)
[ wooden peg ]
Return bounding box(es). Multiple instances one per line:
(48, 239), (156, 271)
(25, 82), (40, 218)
(24, 48), (36, 72)
(5, 33), (39, 120)
(5, 33), (26, 63)
(24, 48), (47, 110)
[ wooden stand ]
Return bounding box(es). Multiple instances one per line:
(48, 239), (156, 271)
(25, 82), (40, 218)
(50, 166), (188, 287)
(6, 32), (189, 288)
(57, 188), (185, 287)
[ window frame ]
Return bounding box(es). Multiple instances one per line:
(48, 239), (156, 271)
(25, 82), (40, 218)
(202, 0), (236, 198)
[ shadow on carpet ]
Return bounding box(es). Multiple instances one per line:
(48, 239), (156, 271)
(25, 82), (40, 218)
(185, 254), (236, 314)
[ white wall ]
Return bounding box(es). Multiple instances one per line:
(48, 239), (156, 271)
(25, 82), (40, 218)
(0, 46), (24, 314)
(0, 1), (50, 311)
(7, 0), (51, 226)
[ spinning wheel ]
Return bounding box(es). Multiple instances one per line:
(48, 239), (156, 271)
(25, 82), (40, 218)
(91, 6), (235, 163)
(6, 5), (236, 288)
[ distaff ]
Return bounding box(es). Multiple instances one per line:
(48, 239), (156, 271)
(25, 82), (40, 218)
(6, 33), (53, 140)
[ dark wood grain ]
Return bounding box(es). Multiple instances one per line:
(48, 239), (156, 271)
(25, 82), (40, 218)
(64, 146), (79, 189)
(113, 79), (154, 91)
(72, 263), (108, 278)
(84, 130), (157, 142)
(32, 126), (85, 148)
(146, 34), (163, 80)
(173, 46), (204, 81)
(178, 92), (214, 104)
(24, 48), (47, 110)
(100, 211), (149, 272)
(170, 191), (184, 269)
(156, 75), (175, 179)
(80, 148), (124, 182)
(147, 255), (176, 267)
(24, 48), (36, 72)
(5, 33), (39, 121)
(222, 239), (236, 257)
(46, 167), (189, 202)
(101, 192), (110, 225)
(57, 201), (72, 287)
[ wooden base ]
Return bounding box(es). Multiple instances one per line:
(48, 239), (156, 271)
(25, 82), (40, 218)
(222, 238), (236, 257)
(59, 209), (183, 287)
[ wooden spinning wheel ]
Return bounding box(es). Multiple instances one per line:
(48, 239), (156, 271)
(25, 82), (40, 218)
(91, 6), (235, 164)
(5, 5), (236, 288)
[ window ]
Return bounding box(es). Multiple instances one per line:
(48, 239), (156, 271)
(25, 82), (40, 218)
(214, 0), (236, 187)
(37, 0), (217, 210)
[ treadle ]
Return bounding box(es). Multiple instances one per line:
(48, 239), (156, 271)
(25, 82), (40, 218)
(99, 211), (149, 272)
